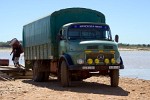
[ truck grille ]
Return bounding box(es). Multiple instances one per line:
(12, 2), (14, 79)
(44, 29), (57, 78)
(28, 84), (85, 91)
(87, 45), (98, 49)
(104, 45), (113, 49)
(86, 52), (114, 62)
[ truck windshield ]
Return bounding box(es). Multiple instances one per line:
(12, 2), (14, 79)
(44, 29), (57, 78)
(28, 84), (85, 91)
(68, 25), (112, 41)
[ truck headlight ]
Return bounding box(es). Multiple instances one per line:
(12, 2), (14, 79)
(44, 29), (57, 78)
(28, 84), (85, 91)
(87, 58), (93, 65)
(111, 58), (116, 64)
(104, 58), (110, 64)
(77, 59), (84, 64)
(94, 58), (100, 64)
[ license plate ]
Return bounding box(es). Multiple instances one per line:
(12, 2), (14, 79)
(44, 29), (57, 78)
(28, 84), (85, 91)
(82, 66), (95, 70)
(109, 66), (120, 69)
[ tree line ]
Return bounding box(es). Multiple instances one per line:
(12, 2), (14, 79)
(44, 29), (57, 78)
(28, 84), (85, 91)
(118, 43), (150, 48)
(0, 42), (10, 48)
(0, 41), (23, 48)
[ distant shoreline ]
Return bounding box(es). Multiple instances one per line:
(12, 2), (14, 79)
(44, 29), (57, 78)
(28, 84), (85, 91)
(119, 47), (150, 51)
(0, 47), (11, 52)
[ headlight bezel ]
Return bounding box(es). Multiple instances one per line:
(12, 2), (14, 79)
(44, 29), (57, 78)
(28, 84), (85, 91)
(116, 57), (121, 64)
(77, 59), (84, 64)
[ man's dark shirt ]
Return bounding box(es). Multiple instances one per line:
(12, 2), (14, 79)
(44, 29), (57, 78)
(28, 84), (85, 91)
(12, 45), (23, 60)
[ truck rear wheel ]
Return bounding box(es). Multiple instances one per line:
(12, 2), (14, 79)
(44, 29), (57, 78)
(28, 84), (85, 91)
(43, 72), (50, 81)
(60, 61), (70, 87)
(33, 61), (44, 82)
(110, 69), (119, 87)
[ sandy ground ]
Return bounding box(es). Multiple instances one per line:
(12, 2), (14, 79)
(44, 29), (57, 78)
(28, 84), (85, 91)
(0, 76), (150, 100)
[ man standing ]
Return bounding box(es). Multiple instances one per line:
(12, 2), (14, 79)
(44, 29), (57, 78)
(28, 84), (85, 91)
(10, 38), (23, 67)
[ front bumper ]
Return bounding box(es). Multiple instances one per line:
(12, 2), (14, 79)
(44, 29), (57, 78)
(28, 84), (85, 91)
(68, 64), (124, 71)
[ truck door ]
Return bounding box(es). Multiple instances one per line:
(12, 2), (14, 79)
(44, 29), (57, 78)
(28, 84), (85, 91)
(58, 29), (67, 55)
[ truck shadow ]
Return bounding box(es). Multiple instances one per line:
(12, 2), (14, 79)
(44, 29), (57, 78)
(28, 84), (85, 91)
(22, 79), (129, 96)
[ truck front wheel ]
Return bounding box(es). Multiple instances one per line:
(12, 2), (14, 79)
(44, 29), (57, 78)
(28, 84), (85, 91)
(60, 61), (70, 87)
(110, 69), (119, 87)
(33, 61), (44, 82)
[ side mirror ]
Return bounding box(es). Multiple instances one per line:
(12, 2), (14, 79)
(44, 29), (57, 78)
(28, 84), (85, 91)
(115, 35), (119, 43)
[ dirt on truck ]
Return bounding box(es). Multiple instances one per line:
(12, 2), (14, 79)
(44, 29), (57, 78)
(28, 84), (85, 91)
(23, 7), (124, 87)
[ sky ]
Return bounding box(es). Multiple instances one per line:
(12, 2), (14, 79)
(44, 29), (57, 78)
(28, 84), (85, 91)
(0, 0), (150, 44)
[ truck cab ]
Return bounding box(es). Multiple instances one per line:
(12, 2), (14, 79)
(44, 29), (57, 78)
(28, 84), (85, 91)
(58, 22), (124, 87)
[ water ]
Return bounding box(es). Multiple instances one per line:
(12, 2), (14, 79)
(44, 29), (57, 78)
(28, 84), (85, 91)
(0, 50), (24, 65)
(120, 51), (150, 69)
(120, 69), (150, 80)
(0, 50), (150, 80)
(120, 51), (150, 80)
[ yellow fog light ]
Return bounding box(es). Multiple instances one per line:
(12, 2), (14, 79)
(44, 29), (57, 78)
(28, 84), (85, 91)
(95, 59), (100, 64)
(111, 58), (116, 64)
(104, 58), (110, 64)
(87, 58), (93, 65)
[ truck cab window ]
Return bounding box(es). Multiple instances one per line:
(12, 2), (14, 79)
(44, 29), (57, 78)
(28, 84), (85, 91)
(68, 29), (80, 40)
(68, 27), (112, 41)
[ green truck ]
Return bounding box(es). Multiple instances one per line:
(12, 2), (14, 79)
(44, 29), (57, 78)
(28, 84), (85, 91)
(23, 8), (124, 87)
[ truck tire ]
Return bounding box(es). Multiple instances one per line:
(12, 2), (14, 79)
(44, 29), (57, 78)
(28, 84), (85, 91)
(60, 61), (70, 87)
(110, 69), (119, 87)
(33, 61), (44, 82)
(43, 72), (50, 81)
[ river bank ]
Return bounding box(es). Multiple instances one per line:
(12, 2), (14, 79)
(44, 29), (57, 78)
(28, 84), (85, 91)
(0, 76), (150, 100)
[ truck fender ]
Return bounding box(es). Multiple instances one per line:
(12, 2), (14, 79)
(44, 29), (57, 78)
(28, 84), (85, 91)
(57, 54), (73, 81)
(120, 56), (124, 69)
(59, 54), (74, 67)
